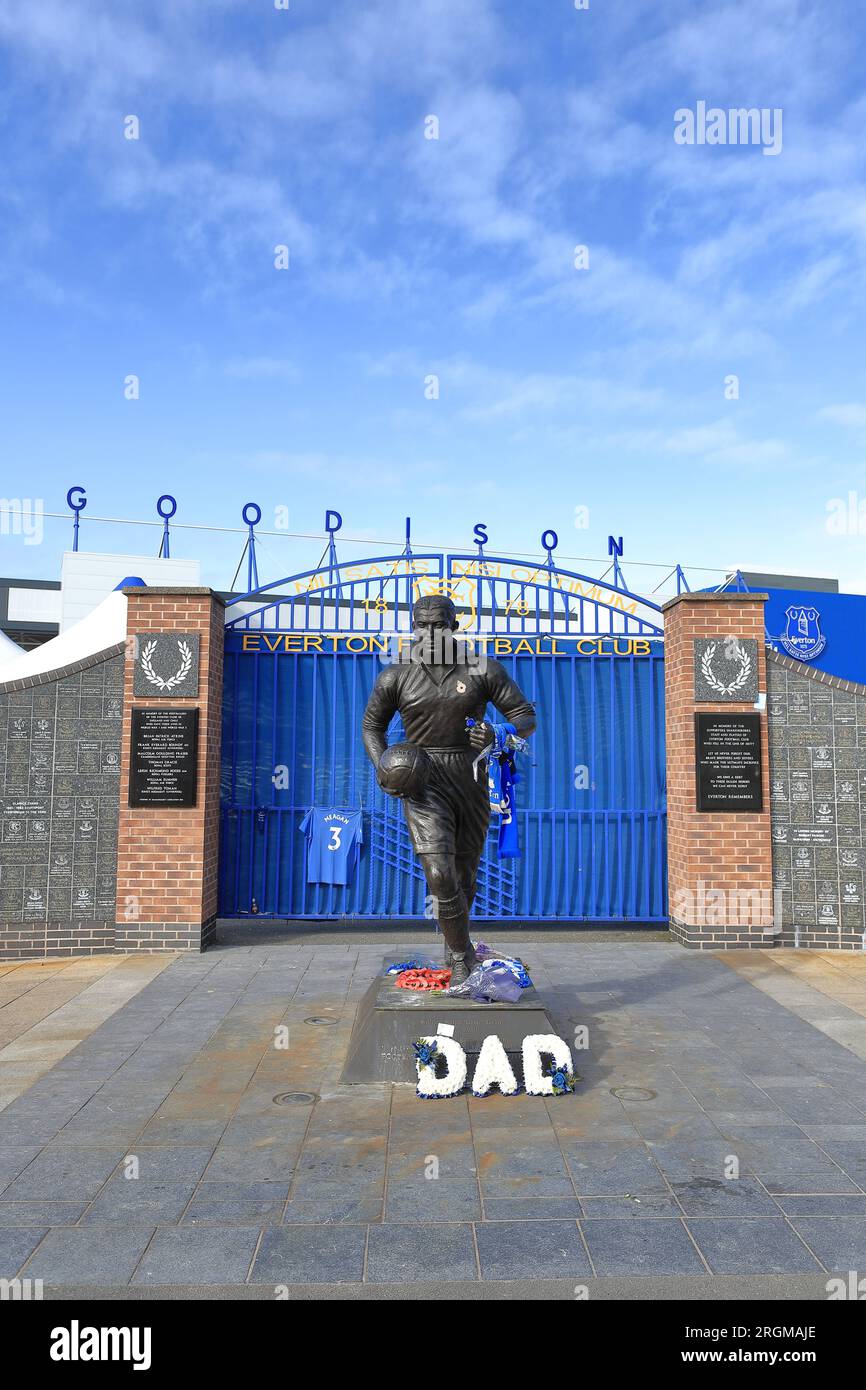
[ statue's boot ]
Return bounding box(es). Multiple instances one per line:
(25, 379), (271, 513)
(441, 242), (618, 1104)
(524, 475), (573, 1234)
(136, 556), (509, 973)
(437, 891), (479, 986)
(447, 948), (480, 987)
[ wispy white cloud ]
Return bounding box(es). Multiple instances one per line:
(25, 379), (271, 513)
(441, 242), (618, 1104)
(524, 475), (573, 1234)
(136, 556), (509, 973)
(224, 357), (299, 383)
(593, 418), (802, 472)
(816, 403), (866, 429)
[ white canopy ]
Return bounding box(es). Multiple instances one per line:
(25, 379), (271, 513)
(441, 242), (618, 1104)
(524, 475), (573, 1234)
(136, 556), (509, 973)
(0, 589), (128, 683)
(0, 628), (22, 659)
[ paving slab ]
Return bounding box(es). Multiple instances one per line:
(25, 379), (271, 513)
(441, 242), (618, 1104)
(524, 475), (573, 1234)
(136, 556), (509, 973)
(580, 1193), (683, 1218)
(0, 1201), (86, 1225)
(81, 1179), (199, 1225)
(23, 1226), (155, 1286)
(563, 1139), (670, 1196)
(475, 1218), (591, 1280)
(686, 1218), (823, 1274)
(581, 1217), (708, 1276)
(788, 1217), (866, 1272)
(2, 1146), (126, 1200)
(0, 1226), (47, 1275)
(669, 1176), (782, 1217)
(132, 1226), (260, 1285)
(251, 1224), (367, 1283)
(365, 1221), (477, 1283)
(182, 1196), (286, 1225)
(482, 1196), (584, 1221)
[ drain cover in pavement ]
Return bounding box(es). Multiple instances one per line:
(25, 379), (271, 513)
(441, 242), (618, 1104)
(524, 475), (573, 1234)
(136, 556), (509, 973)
(304, 1016), (337, 1026)
(610, 1086), (657, 1102)
(273, 1092), (318, 1106)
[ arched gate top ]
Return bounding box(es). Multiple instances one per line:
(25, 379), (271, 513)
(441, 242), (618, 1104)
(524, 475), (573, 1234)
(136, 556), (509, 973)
(224, 549), (664, 637)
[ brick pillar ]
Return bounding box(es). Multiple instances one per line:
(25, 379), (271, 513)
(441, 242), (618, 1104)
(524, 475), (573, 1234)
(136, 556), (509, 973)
(115, 587), (224, 952)
(663, 592), (775, 948)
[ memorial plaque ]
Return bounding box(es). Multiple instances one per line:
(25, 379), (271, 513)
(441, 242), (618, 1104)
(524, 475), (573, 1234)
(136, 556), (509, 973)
(129, 707), (199, 807)
(695, 712), (763, 812)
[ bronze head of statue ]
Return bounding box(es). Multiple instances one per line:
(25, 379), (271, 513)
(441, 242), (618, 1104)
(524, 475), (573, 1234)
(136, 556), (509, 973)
(411, 595), (459, 664)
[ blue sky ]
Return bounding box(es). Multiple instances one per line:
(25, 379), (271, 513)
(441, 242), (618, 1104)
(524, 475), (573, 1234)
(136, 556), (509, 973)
(1, 0), (865, 595)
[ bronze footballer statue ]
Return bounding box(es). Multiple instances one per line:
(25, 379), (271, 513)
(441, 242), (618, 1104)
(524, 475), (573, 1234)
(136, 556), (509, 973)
(362, 595), (537, 984)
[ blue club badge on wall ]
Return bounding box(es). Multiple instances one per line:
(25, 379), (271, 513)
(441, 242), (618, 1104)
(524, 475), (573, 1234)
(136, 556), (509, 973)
(779, 605), (827, 662)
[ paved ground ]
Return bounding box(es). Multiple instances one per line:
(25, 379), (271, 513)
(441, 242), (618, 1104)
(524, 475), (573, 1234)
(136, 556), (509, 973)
(2, 938), (866, 1298)
(0, 956), (173, 1110)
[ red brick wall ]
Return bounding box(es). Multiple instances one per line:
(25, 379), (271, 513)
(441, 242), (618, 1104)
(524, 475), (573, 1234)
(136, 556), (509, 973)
(663, 592), (775, 947)
(115, 588), (224, 950)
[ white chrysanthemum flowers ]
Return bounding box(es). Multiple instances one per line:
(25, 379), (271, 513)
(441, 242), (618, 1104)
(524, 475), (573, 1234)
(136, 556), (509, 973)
(414, 1034), (468, 1099)
(471, 1035), (519, 1097)
(522, 1035), (575, 1096)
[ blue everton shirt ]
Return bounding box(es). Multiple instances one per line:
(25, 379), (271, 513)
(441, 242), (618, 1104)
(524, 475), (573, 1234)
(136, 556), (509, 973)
(298, 809), (363, 886)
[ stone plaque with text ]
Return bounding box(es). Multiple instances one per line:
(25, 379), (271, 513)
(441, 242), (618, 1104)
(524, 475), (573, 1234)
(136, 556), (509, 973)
(129, 707), (199, 808)
(695, 712), (763, 812)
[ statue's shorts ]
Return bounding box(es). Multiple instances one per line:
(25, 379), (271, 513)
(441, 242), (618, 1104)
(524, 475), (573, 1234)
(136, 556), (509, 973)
(400, 747), (490, 860)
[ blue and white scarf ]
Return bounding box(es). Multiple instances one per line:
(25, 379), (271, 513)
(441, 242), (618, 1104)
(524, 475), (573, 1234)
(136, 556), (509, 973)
(468, 720), (526, 858)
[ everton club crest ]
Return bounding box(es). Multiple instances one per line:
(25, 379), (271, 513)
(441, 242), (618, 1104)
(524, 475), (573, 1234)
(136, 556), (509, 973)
(779, 605), (826, 662)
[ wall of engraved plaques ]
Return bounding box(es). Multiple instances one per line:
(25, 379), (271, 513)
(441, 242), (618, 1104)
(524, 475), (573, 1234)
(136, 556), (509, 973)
(0, 653), (123, 924)
(767, 654), (866, 942)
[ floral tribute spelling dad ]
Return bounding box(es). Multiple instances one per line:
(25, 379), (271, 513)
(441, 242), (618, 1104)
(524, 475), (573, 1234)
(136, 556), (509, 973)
(412, 1031), (576, 1100)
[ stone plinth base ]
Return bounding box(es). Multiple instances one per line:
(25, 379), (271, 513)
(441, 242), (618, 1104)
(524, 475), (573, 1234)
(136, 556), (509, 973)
(340, 954), (558, 1084)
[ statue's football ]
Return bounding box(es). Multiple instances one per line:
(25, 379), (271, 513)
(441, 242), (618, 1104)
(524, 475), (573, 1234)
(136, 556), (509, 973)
(377, 742), (431, 799)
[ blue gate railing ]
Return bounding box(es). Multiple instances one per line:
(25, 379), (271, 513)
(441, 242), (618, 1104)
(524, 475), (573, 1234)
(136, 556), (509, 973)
(219, 546), (666, 922)
(219, 636), (666, 922)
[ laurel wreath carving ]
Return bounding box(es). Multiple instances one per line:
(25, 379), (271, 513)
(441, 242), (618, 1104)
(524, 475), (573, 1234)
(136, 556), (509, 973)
(700, 641), (751, 696)
(140, 639), (193, 691)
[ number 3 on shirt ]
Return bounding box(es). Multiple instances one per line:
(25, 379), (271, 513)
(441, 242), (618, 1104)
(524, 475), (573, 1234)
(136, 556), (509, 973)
(328, 826), (343, 852)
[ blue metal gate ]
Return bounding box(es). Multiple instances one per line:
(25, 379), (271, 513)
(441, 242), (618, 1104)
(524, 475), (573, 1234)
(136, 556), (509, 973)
(219, 545), (667, 922)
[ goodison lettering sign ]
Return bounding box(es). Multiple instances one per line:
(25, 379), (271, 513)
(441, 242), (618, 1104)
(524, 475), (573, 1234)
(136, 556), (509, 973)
(291, 559), (642, 619)
(235, 633), (659, 657)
